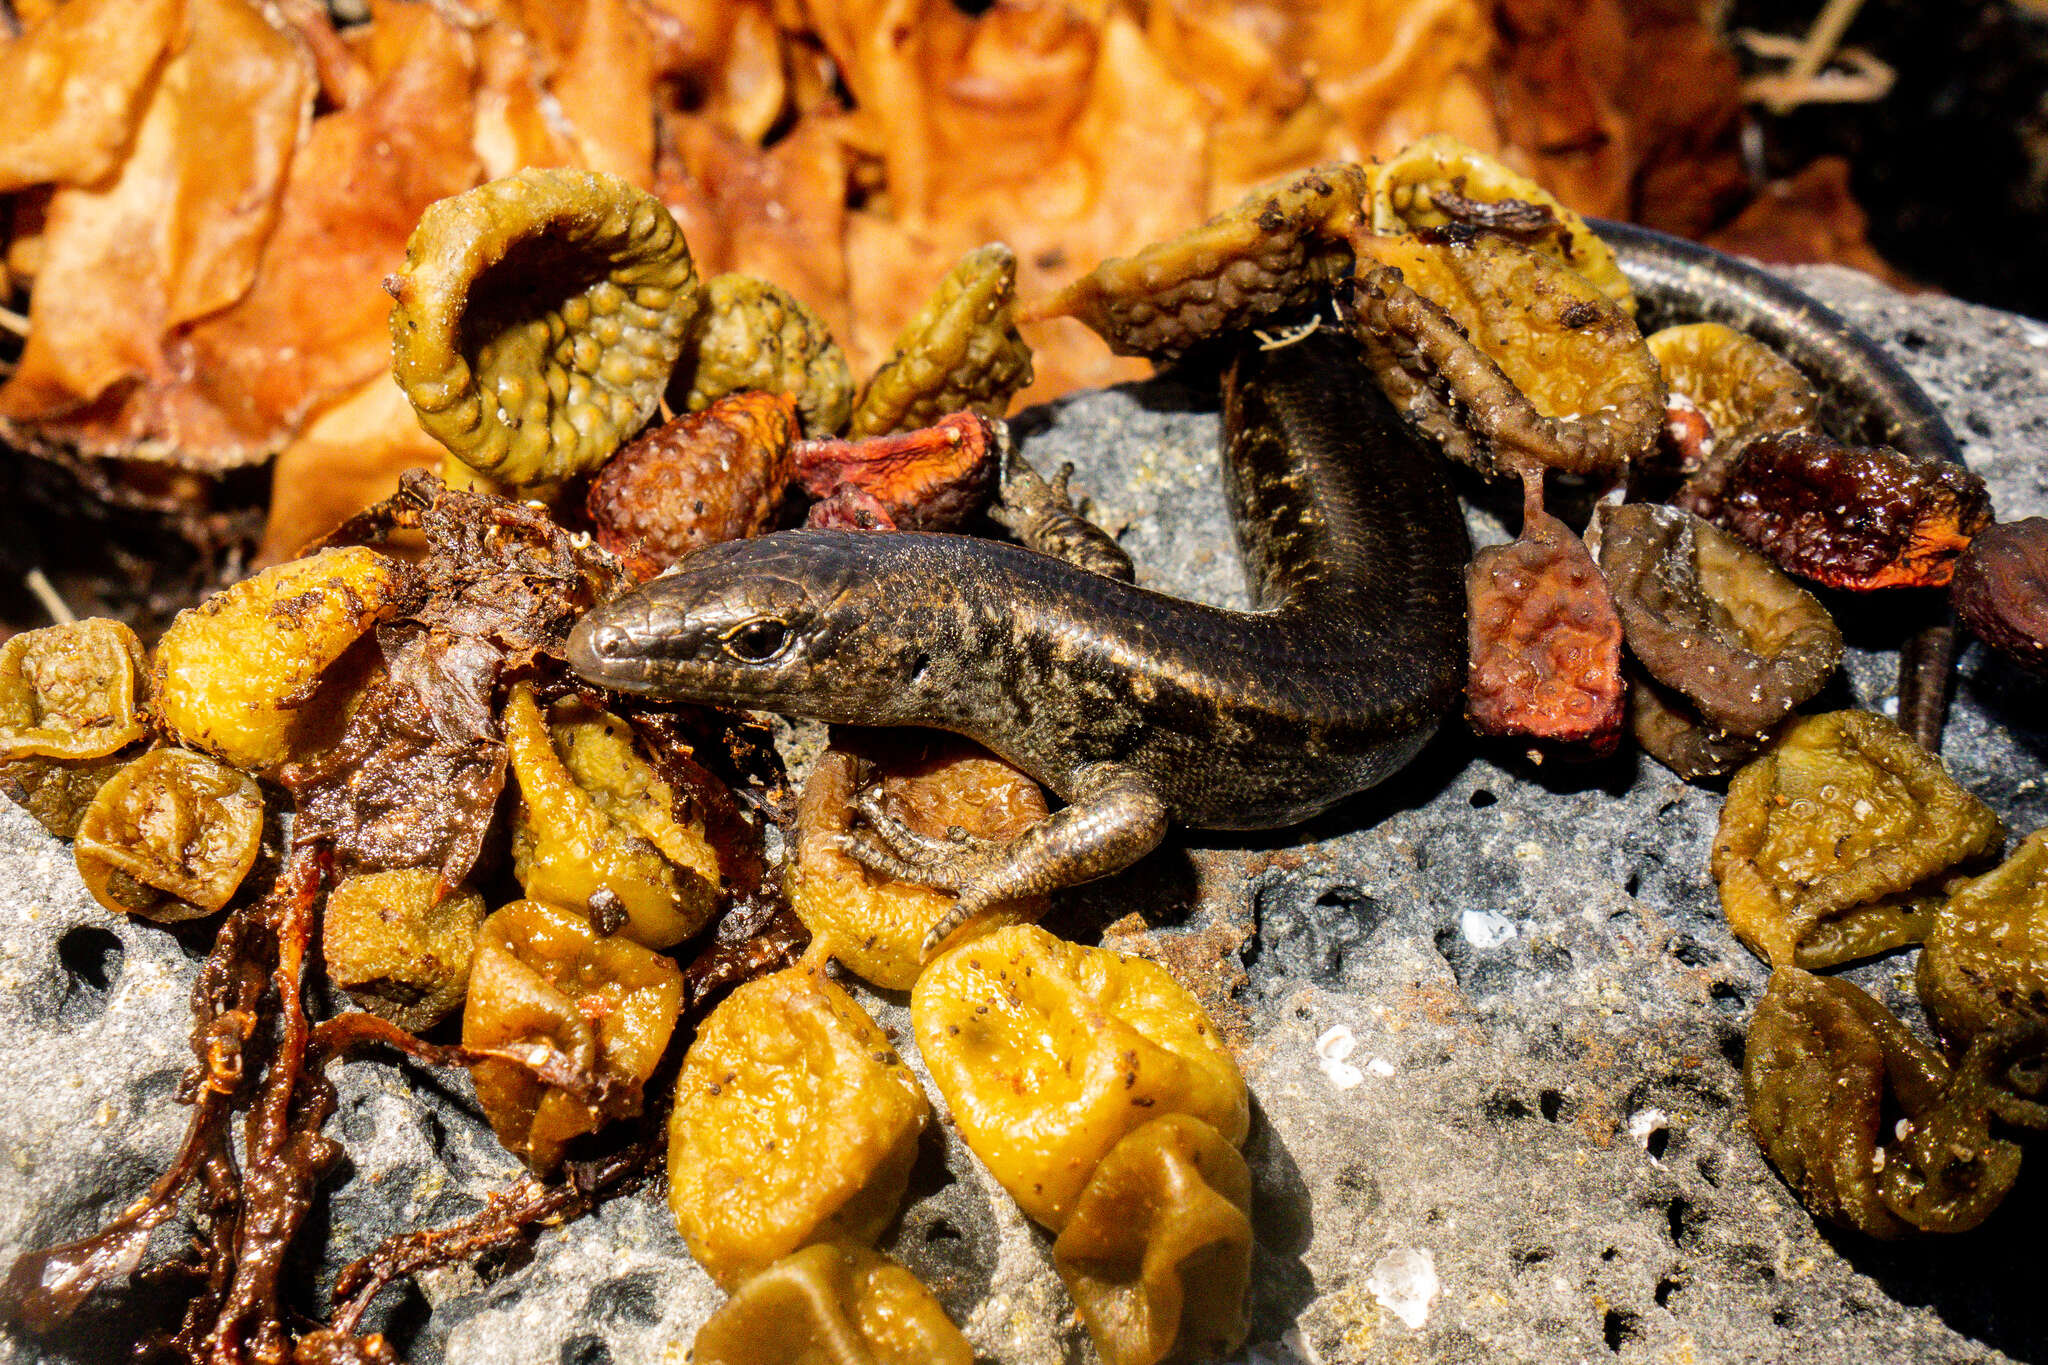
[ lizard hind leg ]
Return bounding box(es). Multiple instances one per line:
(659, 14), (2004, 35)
(842, 762), (1171, 960)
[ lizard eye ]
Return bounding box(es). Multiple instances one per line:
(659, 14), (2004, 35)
(723, 618), (792, 664)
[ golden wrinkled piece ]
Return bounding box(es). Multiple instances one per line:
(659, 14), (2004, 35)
(322, 870), (487, 1033)
(688, 1242), (972, 1365)
(790, 733), (1050, 990)
(73, 749), (264, 922)
(1347, 235), (1664, 479)
(848, 244), (1033, 438)
(911, 924), (1247, 1230)
(1645, 323), (1820, 446)
(1919, 829), (2048, 1047)
(1039, 164), (1372, 361)
(0, 619), (148, 761)
(1368, 135), (1633, 312)
(1052, 1114), (1252, 1365)
(152, 547), (414, 772)
(462, 899), (683, 1173)
(1595, 503), (1842, 777)
(1713, 712), (2004, 968)
(504, 685), (719, 950)
(1745, 967), (2021, 1237)
(667, 967), (929, 1287)
(388, 168), (703, 493)
(681, 274), (853, 437)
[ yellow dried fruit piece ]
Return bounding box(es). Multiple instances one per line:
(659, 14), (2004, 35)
(911, 924), (1248, 1230)
(1919, 829), (2048, 1047)
(505, 684), (718, 950)
(1712, 711), (2004, 968)
(1053, 1114), (1253, 1365)
(681, 274), (854, 437)
(0, 619), (148, 761)
(1646, 323), (1820, 446)
(849, 244), (1033, 438)
(323, 870), (487, 1033)
(1369, 134), (1633, 312)
(152, 546), (412, 772)
(73, 749), (263, 922)
(689, 1242), (973, 1365)
(667, 966), (929, 1288)
(462, 899), (682, 1173)
(790, 733), (1049, 991)
(389, 168), (704, 494)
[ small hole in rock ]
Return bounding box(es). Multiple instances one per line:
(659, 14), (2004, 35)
(1469, 788), (1497, 808)
(54, 925), (125, 1027)
(1539, 1089), (1564, 1122)
(1624, 872), (1641, 897)
(1771, 1306), (1794, 1328)
(1655, 1276), (1683, 1308)
(1696, 1152), (1722, 1188)
(1667, 1195), (1700, 1249)
(559, 1334), (613, 1365)
(1646, 1127), (1670, 1161)
(1603, 1308), (1641, 1351)
(925, 1218), (962, 1244)
(1600, 1246), (1618, 1261)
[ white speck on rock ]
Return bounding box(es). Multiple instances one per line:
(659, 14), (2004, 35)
(1366, 1247), (1439, 1330)
(1314, 1026), (1364, 1090)
(1460, 909), (1517, 948)
(1366, 1057), (1396, 1078)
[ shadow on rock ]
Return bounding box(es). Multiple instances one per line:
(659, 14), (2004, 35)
(1242, 1094), (1317, 1344)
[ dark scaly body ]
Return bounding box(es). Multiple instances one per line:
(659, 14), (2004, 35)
(1596, 221), (1965, 747)
(570, 330), (1470, 830)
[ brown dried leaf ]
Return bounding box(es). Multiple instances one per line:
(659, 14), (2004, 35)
(0, 0), (181, 194)
(1951, 517), (2048, 675)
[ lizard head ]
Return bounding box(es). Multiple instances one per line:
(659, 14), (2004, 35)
(568, 531), (905, 717)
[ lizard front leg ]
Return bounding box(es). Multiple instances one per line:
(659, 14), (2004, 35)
(844, 761), (1169, 958)
(986, 427), (1136, 582)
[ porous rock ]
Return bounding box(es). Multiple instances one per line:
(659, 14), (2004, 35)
(3, 270), (2047, 1364)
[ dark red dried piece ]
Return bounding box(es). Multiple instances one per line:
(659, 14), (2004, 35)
(1951, 517), (2048, 675)
(1683, 431), (1992, 590)
(805, 484), (898, 531)
(1466, 493), (1625, 752)
(792, 412), (1000, 532)
(587, 391), (800, 579)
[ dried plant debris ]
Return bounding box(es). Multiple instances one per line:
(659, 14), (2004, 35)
(792, 412), (1002, 533)
(1713, 711), (2004, 969)
(848, 244), (1033, 438)
(666, 966), (929, 1287)
(586, 391), (799, 580)
(1595, 503), (1841, 778)
(1466, 499), (1626, 753)
(388, 169), (703, 494)
(688, 1242), (973, 1365)
(1039, 164), (1373, 361)
(1745, 967), (2022, 1238)
(74, 748), (264, 922)
(1645, 323), (1819, 448)
(1368, 134), (1633, 313)
(0, 618), (149, 760)
(677, 273), (854, 437)
(1344, 237), (1663, 480)
(322, 870), (487, 1033)
(1951, 516), (2048, 675)
(1919, 829), (2048, 1050)
(1052, 1113), (1253, 1365)
(1683, 430), (1993, 590)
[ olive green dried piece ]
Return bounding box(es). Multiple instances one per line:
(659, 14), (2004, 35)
(1345, 235), (1664, 479)
(322, 870), (487, 1033)
(73, 749), (264, 922)
(689, 1242), (973, 1365)
(1039, 164), (1373, 361)
(0, 752), (134, 839)
(1052, 1114), (1253, 1365)
(1625, 668), (1764, 782)
(1919, 828), (2048, 1048)
(1369, 134), (1634, 312)
(1713, 711), (2003, 968)
(1746, 967), (2021, 1238)
(0, 619), (147, 762)
(680, 274), (853, 437)
(848, 245), (1033, 439)
(1596, 503), (1841, 750)
(1645, 323), (1820, 447)
(389, 168), (703, 494)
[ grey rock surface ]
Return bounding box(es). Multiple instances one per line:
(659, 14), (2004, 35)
(1, 267), (2046, 1365)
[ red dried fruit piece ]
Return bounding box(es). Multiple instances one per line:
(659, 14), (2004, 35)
(1690, 430), (1992, 591)
(586, 390), (799, 578)
(805, 484), (898, 532)
(791, 411), (999, 532)
(1466, 493), (1626, 752)
(1951, 517), (2048, 675)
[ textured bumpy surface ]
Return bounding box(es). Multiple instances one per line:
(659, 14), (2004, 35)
(3, 268), (2048, 1364)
